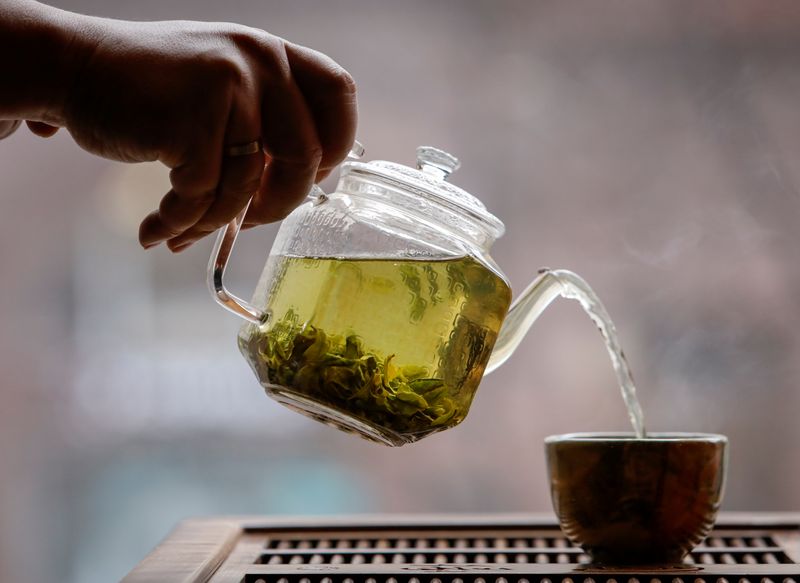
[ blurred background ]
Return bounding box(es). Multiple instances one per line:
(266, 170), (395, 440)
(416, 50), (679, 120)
(2, 1), (800, 581)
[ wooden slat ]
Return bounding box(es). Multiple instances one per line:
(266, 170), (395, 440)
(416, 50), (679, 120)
(210, 533), (269, 583)
(240, 513), (563, 533)
(239, 512), (800, 533)
(244, 561), (800, 577)
(257, 546), (787, 558)
(122, 519), (242, 583)
(774, 529), (800, 563)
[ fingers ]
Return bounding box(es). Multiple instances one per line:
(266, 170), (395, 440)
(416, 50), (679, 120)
(0, 120), (22, 139)
(166, 90), (266, 252)
(25, 121), (59, 138)
(284, 43), (358, 182)
(137, 38), (358, 252)
(138, 141), (222, 248)
(166, 150), (265, 251)
(245, 47), (323, 226)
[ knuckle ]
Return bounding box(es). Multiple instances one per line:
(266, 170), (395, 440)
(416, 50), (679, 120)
(296, 144), (324, 167)
(233, 30), (292, 85)
(268, 41), (291, 70)
(264, 40), (294, 86)
(325, 66), (357, 97)
(170, 168), (218, 198)
(201, 45), (249, 89)
(175, 180), (218, 201)
(213, 55), (247, 87)
(221, 175), (263, 197)
(284, 42), (356, 98)
(193, 211), (237, 233)
(184, 226), (217, 240)
(305, 144), (324, 165)
(226, 24), (275, 54)
(154, 214), (184, 236)
(272, 142), (323, 167)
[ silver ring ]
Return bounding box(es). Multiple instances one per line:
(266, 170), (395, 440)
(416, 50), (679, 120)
(225, 140), (262, 157)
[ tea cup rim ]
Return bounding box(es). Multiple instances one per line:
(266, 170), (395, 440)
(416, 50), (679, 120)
(544, 431), (727, 444)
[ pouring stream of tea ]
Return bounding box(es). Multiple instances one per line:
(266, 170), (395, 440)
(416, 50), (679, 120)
(488, 269), (646, 438)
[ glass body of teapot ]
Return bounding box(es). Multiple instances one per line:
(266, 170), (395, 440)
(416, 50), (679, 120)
(209, 146), (560, 445)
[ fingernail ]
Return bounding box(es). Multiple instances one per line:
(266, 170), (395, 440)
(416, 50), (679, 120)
(170, 242), (192, 253)
(167, 238), (189, 251)
(141, 234), (169, 248)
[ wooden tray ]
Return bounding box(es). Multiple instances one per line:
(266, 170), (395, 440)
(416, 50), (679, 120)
(122, 513), (800, 582)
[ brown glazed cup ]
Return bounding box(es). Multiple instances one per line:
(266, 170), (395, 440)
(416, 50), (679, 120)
(545, 433), (727, 565)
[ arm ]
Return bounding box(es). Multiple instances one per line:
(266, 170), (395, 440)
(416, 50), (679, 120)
(0, 1), (358, 251)
(0, 0), (92, 123)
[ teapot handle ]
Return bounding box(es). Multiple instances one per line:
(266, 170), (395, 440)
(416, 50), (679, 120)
(208, 141), (365, 324)
(207, 200), (266, 324)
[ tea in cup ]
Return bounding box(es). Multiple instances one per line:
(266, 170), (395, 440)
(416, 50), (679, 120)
(545, 432), (727, 565)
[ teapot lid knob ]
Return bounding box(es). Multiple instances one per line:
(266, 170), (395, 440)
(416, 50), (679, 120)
(416, 146), (461, 180)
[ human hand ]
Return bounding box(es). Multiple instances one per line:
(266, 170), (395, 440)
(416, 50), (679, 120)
(0, 120), (21, 139)
(44, 18), (357, 251)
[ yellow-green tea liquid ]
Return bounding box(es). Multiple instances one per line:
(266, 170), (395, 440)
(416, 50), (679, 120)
(239, 255), (512, 443)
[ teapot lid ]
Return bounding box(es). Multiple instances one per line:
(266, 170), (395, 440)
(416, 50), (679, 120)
(343, 146), (505, 239)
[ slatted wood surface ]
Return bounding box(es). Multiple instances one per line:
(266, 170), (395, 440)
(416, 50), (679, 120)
(122, 513), (800, 583)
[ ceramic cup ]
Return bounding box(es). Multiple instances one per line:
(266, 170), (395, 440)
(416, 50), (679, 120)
(545, 432), (727, 565)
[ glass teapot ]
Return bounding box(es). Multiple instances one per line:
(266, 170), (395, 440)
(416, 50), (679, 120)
(209, 144), (565, 446)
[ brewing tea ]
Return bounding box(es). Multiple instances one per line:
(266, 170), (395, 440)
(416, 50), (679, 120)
(238, 256), (512, 440)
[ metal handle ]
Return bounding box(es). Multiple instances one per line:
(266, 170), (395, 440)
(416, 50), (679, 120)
(207, 200), (265, 324)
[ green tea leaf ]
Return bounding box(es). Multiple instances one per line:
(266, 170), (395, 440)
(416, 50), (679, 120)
(430, 397), (457, 426)
(408, 378), (445, 394)
(395, 386), (429, 409)
(344, 335), (363, 359)
(250, 312), (463, 436)
(401, 365), (427, 380)
(384, 354), (398, 384)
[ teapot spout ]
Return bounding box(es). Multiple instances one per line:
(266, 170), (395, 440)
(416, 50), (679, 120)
(485, 268), (564, 374)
